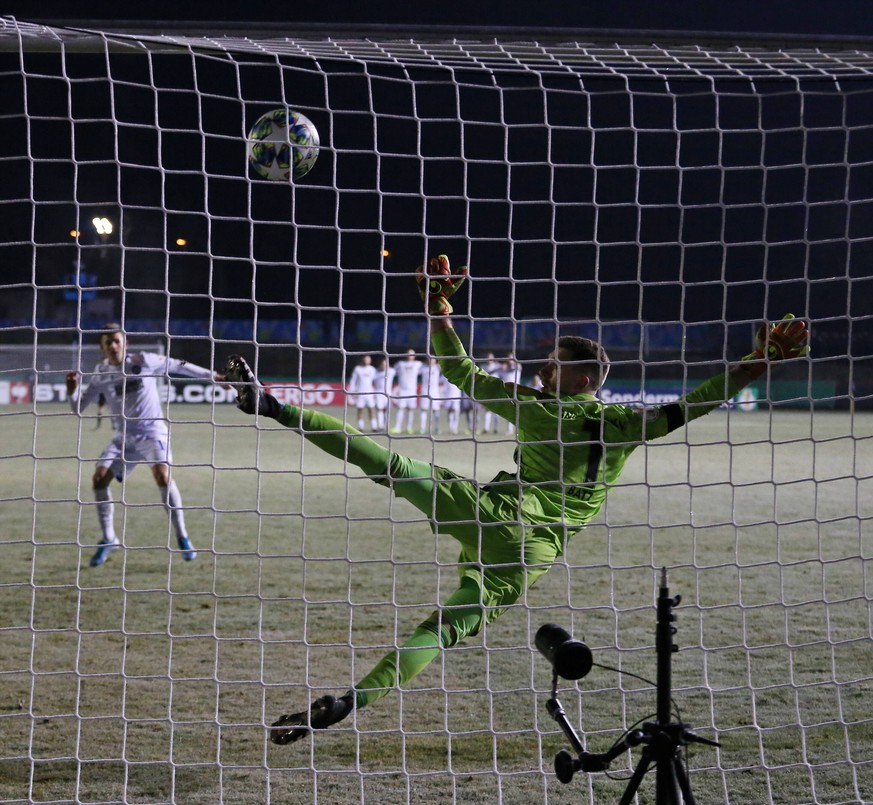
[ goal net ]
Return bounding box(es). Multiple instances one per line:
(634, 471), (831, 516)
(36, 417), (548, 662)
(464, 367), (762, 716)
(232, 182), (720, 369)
(2, 16), (871, 805)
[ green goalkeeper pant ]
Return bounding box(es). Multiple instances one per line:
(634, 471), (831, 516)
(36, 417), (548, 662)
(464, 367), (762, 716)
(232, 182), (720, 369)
(274, 403), (562, 708)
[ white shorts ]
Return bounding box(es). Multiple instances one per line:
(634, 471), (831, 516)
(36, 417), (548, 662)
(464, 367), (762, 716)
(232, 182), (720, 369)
(98, 433), (172, 481)
(351, 394), (376, 409)
(392, 394), (418, 409)
(419, 396), (442, 411)
(375, 393), (391, 411)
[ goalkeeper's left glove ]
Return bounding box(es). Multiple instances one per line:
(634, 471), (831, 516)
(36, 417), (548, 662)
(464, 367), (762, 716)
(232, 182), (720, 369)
(416, 254), (468, 316)
(741, 314), (810, 377)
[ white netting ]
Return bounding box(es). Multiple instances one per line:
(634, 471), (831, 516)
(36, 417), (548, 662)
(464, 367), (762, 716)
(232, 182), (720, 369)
(1, 16), (871, 805)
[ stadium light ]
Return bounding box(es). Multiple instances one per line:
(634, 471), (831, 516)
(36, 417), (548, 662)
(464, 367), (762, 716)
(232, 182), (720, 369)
(92, 217), (113, 235)
(175, 238), (187, 247)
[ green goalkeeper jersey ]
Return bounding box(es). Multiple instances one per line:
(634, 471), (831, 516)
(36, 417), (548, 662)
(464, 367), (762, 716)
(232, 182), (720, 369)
(432, 328), (739, 531)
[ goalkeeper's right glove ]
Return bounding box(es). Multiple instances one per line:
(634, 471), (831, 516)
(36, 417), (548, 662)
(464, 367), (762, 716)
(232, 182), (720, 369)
(741, 314), (810, 378)
(416, 254), (468, 316)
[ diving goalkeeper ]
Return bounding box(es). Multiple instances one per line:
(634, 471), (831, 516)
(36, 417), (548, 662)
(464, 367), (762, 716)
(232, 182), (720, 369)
(225, 255), (809, 745)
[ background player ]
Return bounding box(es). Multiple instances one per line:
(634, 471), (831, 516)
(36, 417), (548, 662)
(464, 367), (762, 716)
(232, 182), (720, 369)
(373, 357), (395, 431)
(419, 357), (443, 434)
(391, 349), (423, 434)
(225, 255), (809, 744)
(346, 354), (378, 431)
(479, 352), (503, 434)
(66, 322), (224, 567)
(440, 373), (463, 435)
(499, 356), (523, 434)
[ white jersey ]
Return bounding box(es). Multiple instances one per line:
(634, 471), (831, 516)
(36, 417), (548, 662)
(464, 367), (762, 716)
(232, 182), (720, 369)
(393, 359), (423, 397)
(71, 352), (214, 439)
(421, 363), (443, 400)
(348, 363), (377, 394)
(501, 363), (522, 385)
(374, 366), (396, 396)
(440, 376), (462, 406)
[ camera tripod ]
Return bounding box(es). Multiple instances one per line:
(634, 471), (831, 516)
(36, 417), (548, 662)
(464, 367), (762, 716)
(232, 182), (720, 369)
(545, 569), (719, 804)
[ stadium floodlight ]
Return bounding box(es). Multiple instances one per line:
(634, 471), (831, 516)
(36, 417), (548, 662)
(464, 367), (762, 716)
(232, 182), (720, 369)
(91, 217), (113, 236)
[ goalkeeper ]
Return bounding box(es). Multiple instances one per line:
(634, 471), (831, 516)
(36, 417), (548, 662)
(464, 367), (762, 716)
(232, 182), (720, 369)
(225, 255), (809, 745)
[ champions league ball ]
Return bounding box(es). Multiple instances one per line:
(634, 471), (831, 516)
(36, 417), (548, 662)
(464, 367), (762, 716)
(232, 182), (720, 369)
(246, 108), (320, 181)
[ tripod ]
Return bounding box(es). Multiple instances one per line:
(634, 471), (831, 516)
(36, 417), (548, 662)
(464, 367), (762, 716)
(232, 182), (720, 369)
(545, 569), (719, 804)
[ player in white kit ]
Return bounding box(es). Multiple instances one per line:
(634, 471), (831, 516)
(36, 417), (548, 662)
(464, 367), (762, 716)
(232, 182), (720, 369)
(440, 374), (463, 435)
(418, 357), (443, 434)
(479, 352), (504, 434)
(372, 357), (395, 431)
(391, 349), (423, 433)
(499, 356), (523, 434)
(65, 323), (224, 567)
(346, 355), (378, 431)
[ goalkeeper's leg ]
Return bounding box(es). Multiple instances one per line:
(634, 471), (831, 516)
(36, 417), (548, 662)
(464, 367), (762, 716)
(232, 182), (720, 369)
(353, 578), (483, 706)
(270, 580), (484, 744)
(226, 357), (490, 741)
(226, 355), (396, 478)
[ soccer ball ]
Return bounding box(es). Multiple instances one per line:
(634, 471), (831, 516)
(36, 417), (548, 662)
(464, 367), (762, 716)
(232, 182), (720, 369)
(246, 108), (320, 181)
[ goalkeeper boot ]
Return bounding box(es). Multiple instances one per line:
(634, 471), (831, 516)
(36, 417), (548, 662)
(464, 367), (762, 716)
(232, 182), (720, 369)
(270, 693), (355, 745)
(225, 355), (266, 415)
(89, 537), (119, 567)
(177, 535), (197, 561)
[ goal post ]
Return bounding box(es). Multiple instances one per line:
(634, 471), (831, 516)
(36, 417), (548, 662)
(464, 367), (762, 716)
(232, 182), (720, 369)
(1, 16), (872, 805)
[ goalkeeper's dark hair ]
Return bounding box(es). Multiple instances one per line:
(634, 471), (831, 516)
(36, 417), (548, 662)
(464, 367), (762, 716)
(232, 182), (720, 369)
(557, 335), (610, 389)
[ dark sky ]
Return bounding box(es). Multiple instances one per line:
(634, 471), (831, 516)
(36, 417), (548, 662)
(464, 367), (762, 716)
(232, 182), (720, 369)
(6, 0), (873, 40)
(2, 2), (872, 360)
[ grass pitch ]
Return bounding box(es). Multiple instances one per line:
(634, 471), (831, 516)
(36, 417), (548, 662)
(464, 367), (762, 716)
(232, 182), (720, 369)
(1, 403), (871, 804)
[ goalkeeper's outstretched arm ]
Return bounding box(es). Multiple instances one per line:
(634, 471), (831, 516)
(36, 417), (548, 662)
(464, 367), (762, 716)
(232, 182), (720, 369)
(647, 314), (811, 439)
(415, 255), (810, 439)
(720, 313), (811, 404)
(417, 256), (535, 417)
(417, 253), (466, 334)
(735, 313), (810, 381)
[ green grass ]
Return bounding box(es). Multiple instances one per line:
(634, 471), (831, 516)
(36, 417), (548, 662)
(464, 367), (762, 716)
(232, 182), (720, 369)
(1, 403), (872, 804)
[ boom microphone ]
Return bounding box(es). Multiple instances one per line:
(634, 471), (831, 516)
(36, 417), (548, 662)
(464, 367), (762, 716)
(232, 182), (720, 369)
(535, 624), (593, 681)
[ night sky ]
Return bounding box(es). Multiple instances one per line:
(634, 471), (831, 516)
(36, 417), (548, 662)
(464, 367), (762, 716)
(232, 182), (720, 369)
(2, 4), (873, 369)
(7, 1), (873, 39)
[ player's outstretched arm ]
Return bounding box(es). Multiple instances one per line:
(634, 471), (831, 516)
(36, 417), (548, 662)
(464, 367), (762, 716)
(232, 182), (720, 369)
(417, 257), (531, 420)
(730, 313), (810, 390)
(416, 253), (467, 334)
(642, 314), (810, 440)
(163, 354), (226, 384)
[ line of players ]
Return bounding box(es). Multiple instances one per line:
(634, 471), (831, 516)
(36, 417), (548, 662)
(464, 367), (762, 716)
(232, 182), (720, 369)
(346, 349), (533, 434)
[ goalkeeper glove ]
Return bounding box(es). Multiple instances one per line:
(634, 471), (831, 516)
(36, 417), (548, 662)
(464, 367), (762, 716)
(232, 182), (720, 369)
(416, 254), (468, 316)
(741, 314), (810, 377)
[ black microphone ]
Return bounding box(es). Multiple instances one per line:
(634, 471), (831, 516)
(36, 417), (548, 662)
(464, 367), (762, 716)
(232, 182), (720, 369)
(535, 624), (593, 681)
